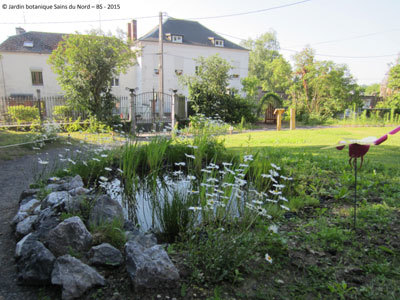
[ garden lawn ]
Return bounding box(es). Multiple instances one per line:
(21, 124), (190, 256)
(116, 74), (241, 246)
(212, 126), (400, 299)
(223, 126), (400, 168)
(0, 130), (56, 160)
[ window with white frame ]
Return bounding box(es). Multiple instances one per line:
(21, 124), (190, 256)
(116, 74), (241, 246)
(172, 35), (183, 43)
(111, 77), (120, 87)
(215, 39), (224, 47)
(23, 41), (34, 48)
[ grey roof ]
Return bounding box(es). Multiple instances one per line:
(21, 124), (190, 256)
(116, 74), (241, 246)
(0, 31), (65, 54)
(139, 18), (247, 51)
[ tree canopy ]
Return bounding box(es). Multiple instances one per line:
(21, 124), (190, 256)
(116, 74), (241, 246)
(384, 62), (400, 109)
(180, 55), (255, 123)
(242, 31), (292, 94)
(289, 47), (360, 119)
(49, 30), (137, 122)
(180, 55), (232, 116)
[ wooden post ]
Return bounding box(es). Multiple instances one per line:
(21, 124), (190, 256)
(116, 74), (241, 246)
(36, 89), (43, 125)
(290, 108), (296, 130)
(273, 108), (285, 131)
(129, 90), (136, 135)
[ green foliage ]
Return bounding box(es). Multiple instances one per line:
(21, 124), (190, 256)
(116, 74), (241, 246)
(327, 281), (356, 300)
(53, 105), (73, 121)
(289, 47), (361, 121)
(379, 63), (400, 109)
(156, 191), (195, 243)
(184, 226), (259, 284)
(83, 115), (112, 133)
(36, 187), (52, 201)
(48, 30), (136, 122)
(242, 31), (292, 95)
(7, 105), (39, 124)
(363, 83), (380, 96)
(90, 218), (126, 250)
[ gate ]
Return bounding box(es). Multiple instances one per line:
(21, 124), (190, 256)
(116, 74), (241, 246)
(134, 92), (172, 124)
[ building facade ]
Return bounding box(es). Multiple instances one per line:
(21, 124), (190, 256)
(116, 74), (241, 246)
(0, 19), (249, 101)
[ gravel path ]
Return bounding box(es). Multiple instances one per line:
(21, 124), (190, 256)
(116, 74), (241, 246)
(0, 147), (73, 300)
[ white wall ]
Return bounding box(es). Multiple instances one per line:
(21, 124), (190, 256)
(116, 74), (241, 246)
(136, 41), (249, 97)
(0, 52), (63, 97)
(0, 51), (138, 99)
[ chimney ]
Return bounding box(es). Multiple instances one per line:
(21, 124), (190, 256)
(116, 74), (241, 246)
(127, 20), (137, 42)
(16, 27), (26, 35)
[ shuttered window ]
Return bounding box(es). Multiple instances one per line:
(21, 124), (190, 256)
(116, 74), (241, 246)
(31, 71), (43, 85)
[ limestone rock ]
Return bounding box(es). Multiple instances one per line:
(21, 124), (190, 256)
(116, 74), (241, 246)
(41, 191), (71, 210)
(19, 199), (40, 214)
(17, 240), (55, 285)
(46, 183), (63, 192)
(19, 188), (39, 203)
(52, 254), (105, 300)
(15, 233), (37, 259)
(88, 243), (123, 267)
(125, 240), (180, 289)
(69, 187), (90, 197)
(15, 215), (38, 240)
(89, 195), (123, 226)
(126, 231), (157, 248)
(46, 216), (92, 257)
(61, 175), (84, 191)
(11, 211), (28, 230)
(34, 207), (61, 240)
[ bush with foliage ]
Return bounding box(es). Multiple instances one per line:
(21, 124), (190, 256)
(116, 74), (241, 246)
(53, 105), (73, 121)
(181, 55), (256, 124)
(49, 30), (137, 123)
(7, 105), (39, 124)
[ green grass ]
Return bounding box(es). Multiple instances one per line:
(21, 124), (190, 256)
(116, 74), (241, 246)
(222, 126), (400, 168)
(0, 129), (62, 160)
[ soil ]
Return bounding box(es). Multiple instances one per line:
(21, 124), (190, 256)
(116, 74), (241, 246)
(0, 147), (70, 299)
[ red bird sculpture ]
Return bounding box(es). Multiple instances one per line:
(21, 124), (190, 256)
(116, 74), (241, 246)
(327, 126), (400, 168)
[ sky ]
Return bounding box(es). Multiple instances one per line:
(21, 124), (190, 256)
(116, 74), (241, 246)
(0, 0), (399, 86)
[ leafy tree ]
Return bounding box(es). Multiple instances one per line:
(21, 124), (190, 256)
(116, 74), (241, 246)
(49, 30), (137, 122)
(180, 55), (255, 123)
(241, 31), (280, 81)
(383, 63), (400, 109)
(180, 55), (231, 117)
(242, 31), (292, 94)
(363, 83), (380, 96)
(241, 76), (260, 103)
(289, 47), (360, 119)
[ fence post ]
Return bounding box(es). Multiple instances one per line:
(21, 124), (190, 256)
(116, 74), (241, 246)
(36, 89), (43, 125)
(290, 108), (296, 130)
(129, 89), (136, 135)
(171, 90), (177, 130)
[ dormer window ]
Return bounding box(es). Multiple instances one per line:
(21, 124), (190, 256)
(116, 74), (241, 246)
(172, 35), (183, 43)
(23, 41), (34, 48)
(215, 40), (224, 47)
(208, 37), (224, 47)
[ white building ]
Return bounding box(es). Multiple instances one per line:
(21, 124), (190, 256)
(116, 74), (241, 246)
(0, 28), (65, 98)
(131, 17), (249, 97)
(0, 28), (134, 99)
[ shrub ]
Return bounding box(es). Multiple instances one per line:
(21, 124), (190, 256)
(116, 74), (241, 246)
(7, 105), (39, 124)
(184, 226), (259, 283)
(53, 105), (73, 120)
(156, 191), (195, 243)
(90, 218), (126, 250)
